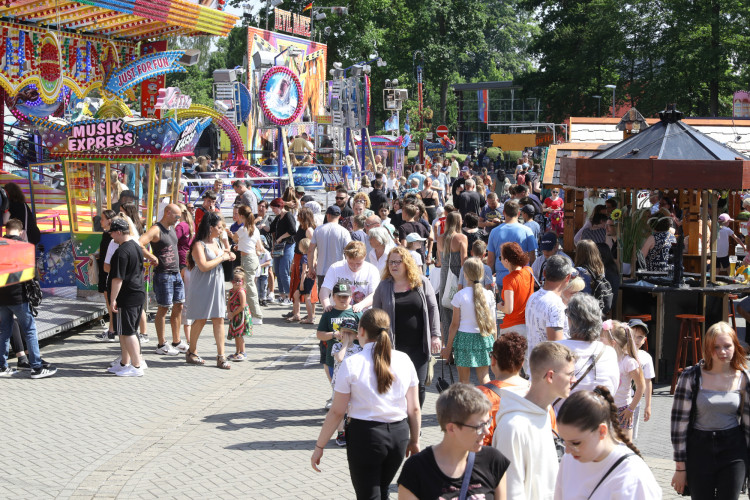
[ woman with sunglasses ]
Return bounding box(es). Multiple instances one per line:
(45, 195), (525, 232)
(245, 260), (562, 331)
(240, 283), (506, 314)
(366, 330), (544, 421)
(398, 383), (509, 499)
(555, 387), (660, 499)
(373, 247), (441, 408)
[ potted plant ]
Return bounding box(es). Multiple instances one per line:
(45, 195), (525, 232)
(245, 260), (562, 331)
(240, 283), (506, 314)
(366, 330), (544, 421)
(613, 207), (651, 276)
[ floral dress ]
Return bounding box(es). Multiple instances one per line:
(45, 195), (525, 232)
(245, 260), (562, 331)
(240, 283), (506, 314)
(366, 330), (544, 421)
(645, 230), (677, 272)
(227, 288), (253, 339)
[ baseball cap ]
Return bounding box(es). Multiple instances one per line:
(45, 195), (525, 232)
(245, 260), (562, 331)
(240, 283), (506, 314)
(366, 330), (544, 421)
(301, 195), (314, 203)
(628, 318), (649, 334)
(520, 204), (536, 217)
(295, 185), (305, 193)
(108, 218), (129, 233)
(719, 213), (734, 223)
(332, 282), (352, 296)
(540, 232), (558, 251)
(326, 205), (342, 216)
(382, 222), (397, 237)
(461, 166), (470, 172)
(339, 316), (359, 333)
(405, 232), (427, 243)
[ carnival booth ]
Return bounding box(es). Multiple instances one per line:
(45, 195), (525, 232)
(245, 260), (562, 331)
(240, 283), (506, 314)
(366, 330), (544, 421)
(559, 106), (750, 384)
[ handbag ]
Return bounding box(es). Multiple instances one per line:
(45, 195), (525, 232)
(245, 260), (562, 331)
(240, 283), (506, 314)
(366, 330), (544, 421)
(436, 357), (455, 393)
(88, 256), (99, 285)
(425, 355), (438, 386)
(272, 242), (285, 258)
(459, 451), (476, 500)
(441, 250), (459, 309)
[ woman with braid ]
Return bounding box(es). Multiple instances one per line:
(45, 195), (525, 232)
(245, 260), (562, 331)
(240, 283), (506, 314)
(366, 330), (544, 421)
(554, 386), (661, 499)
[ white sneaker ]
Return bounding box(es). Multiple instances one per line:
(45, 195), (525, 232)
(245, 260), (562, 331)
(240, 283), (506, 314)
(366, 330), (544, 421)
(172, 340), (189, 353)
(109, 356), (122, 368)
(107, 363), (130, 374)
(116, 365), (144, 377)
(0, 366), (18, 377)
(155, 343), (179, 356)
(254, 318), (263, 325)
(140, 359), (148, 369)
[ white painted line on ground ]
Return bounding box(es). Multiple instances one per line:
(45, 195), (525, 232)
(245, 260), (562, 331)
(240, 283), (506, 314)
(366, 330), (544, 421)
(263, 331), (318, 370)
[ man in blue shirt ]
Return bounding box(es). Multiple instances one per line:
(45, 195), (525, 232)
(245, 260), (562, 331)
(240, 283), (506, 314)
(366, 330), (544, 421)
(427, 165), (449, 205)
(487, 200), (538, 290)
(407, 164), (426, 191)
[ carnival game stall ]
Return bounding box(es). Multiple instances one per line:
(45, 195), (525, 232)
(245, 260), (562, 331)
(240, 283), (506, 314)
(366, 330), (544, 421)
(559, 106), (750, 383)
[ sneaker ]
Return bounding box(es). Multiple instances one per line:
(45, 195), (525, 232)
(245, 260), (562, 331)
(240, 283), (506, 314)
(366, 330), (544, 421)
(171, 340), (189, 353)
(116, 365), (144, 377)
(140, 359), (148, 369)
(109, 355), (122, 368)
(30, 365), (58, 379)
(95, 330), (116, 341)
(17, 358), (51, 371)
(325, 398), (333, 410)
(335, 431), (346, 447)
(281, 298), (292, 305)
(254, 318), (263, 325)
(155, 343), (179, 356)
(0, 366), (18, 377)
(107, 363), (129, 374)
(267, 296), (277, 304)
(138, 334), (150, 344)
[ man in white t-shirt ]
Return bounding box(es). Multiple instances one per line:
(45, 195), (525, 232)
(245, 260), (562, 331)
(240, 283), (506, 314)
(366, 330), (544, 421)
(320, 241), (380, 313)
(524, 255), (572, 372)
(308, 205), (352, 295)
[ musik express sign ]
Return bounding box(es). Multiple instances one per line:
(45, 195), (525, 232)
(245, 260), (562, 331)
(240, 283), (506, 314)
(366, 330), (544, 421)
(274, 8), (311, 38)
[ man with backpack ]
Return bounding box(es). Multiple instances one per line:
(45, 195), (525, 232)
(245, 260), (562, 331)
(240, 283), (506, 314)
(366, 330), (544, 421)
(0, 219), (57, 378)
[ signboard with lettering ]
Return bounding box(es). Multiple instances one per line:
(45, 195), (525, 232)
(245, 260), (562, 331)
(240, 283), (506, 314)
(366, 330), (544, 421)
(105, 51), (186, 98)
(156, 87), (193, 110)
(274, 8), (311, 38)
(140, 41), (169, 119)
(28, 116), (211, 158)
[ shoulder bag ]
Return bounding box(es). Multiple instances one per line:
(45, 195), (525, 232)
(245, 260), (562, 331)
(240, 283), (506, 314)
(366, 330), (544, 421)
(459, 451), (476, 500)
(587, 453), (635, 499)
(552, 346), (605, 408)
(441, 249), (459, 309)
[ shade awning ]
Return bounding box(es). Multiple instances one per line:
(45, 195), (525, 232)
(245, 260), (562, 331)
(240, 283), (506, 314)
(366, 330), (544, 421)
(0, 1), (238, 39)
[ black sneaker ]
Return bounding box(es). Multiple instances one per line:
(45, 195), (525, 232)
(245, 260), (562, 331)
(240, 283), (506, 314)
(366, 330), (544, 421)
(17, 358), (51, 371)
(30, 365), (57, 379)
(335, 431), (346, 447)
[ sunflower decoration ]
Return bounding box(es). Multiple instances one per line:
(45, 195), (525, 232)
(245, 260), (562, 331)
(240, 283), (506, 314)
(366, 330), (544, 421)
(610, 209), (623, 221)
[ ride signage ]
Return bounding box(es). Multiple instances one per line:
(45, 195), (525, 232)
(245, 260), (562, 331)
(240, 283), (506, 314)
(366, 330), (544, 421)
(68, 120), (135, 152)
(274, 8), (311, 38)
(105, 51), (186, 98)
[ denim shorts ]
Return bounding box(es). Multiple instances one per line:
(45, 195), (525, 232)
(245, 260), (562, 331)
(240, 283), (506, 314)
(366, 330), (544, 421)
(154, 272), (185, 307)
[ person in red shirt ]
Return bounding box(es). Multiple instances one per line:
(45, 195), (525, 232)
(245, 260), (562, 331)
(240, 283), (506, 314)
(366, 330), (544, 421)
(498, 242), (535, 336)
(193, 191), (219, 233)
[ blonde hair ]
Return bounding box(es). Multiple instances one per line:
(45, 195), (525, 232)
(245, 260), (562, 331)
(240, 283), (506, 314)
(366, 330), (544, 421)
(381, 246), (422, 289)
(343, 241), (367, 260)
(603, 321), (643, 378)
(352, 192), (370, 209)
(177, 203), (195, 239)
(563, 276), (585, 295)
(463, 257), (495, 336)
(359, 308), (394, 393)
(299, 237), (311, 253)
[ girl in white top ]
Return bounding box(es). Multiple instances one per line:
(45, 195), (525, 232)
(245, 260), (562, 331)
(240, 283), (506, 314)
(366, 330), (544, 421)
(311, 308), (421, 499)
(555, 387), (662, 500)
(600, 320), (645, 441)
(442, 257), (497, 385)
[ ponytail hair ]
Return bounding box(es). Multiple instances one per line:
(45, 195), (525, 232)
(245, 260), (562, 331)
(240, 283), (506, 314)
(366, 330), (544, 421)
(359, 308), (394, 394)
(558, 386), (642, 458)
(604, 320), (644, 382)
(463, 257), (495, 336)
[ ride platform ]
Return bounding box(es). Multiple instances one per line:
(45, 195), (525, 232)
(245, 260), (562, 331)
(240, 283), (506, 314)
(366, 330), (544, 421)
(36, 294), (107, 341)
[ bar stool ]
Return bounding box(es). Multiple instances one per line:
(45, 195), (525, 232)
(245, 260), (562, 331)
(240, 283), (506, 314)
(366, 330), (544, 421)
(625, 314), (652, 351)
(728, 294), (739, 332)
(670, 314), (705, 394)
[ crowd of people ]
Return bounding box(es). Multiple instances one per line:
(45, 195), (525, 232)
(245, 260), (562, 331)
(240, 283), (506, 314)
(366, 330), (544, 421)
(2, 150), (748, 499)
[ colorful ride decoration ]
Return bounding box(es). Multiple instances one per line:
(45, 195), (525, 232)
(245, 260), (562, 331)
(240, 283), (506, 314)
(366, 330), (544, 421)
(365, 75), (371, 127)
(104, 51), (186, 99)
(176, 104), (247, 161)
(259, 66), (304, 126)
(28, 116), (211, 160)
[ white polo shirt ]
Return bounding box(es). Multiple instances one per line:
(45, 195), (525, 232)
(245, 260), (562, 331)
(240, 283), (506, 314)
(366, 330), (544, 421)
(334, 342), (418, 423)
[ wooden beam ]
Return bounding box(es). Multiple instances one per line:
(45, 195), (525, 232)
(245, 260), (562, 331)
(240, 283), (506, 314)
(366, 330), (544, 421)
(710, 192), (718, 283)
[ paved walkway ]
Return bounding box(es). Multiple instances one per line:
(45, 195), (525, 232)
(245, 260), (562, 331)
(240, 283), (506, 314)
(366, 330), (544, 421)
(4, 300), (682, 499)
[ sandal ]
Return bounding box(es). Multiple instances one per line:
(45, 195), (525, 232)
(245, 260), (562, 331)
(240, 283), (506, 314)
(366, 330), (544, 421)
(186, 351), (204, 365)
(299, 317), (316, 324)
(227, 353), (246, 362)
(282, 311), (295, 318)
(285, 315), (301, 323)
(217, 355), (231, 370)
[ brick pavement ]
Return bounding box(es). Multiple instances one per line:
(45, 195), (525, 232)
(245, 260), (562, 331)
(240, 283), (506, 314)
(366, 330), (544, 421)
(2, 300), (683, 499)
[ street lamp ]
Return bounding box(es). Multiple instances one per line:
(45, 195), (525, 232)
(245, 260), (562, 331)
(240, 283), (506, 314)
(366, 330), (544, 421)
(605, 85), (616, 118)
(592, 95), (601, 117)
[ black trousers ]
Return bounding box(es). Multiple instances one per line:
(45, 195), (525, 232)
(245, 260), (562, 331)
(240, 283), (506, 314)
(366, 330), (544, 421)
(347, 418), (409, 500)
(687, 426), (748, 499)
(397, 343), (429, 408)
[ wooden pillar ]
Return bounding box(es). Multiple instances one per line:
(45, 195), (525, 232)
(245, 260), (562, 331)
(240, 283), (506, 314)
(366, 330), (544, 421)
(687, 191), (701, 255)
(710, 192), (718, 283)
(563, 190), (581, 253)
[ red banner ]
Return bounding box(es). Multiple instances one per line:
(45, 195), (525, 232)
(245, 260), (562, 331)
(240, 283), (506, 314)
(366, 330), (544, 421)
(140, 40), (168, 119)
